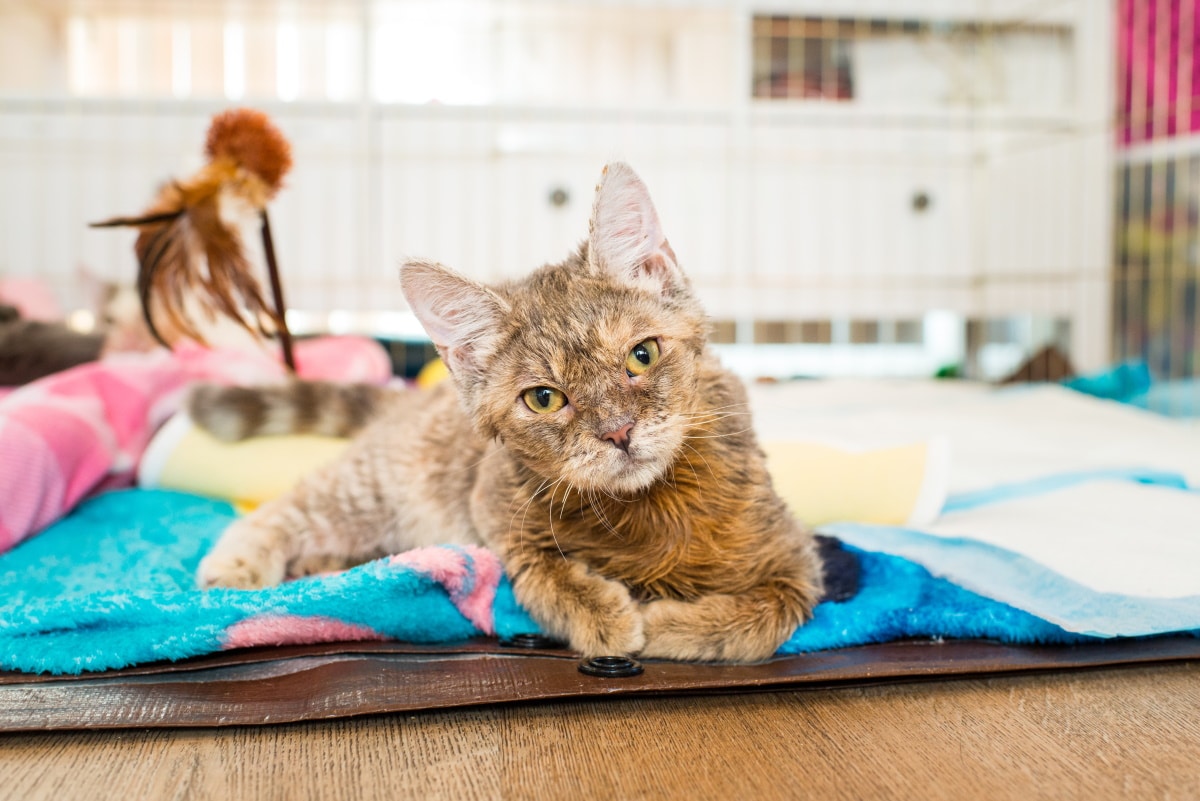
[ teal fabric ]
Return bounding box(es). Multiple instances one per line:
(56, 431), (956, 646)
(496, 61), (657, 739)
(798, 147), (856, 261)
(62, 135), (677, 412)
(1062, 360), (1152, 403)
(0, 487), (1121, 676)
(0, 490), (481, 674)
(779, 540), (1086, 653)
(1062, 360), (1200, 418)
(12, 360), (1192, 674)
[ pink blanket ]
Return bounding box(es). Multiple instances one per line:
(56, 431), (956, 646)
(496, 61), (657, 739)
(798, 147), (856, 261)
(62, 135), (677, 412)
(0, 337), (391, 553)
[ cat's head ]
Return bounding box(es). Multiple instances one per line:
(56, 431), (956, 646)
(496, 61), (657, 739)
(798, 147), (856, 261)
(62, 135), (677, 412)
(402, 162), (710, 495)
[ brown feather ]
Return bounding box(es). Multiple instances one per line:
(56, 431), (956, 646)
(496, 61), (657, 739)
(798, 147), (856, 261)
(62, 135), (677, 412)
(88, 210), (185, 229)
(134, 224), (180, 345)
(132, 190), (279, 346)
(91, 111), (294, 348)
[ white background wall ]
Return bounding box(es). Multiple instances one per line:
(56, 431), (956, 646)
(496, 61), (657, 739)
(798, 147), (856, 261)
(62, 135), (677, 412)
(0, 0), (1114, 376)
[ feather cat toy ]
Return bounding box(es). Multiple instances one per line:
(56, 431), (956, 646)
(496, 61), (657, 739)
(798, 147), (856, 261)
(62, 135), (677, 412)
(91, 108), (297, 369)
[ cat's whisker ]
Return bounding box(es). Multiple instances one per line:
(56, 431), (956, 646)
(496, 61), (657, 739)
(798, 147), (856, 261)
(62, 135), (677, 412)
(678, 449), (700, 483)
(675, 408), (754, 439)
(597, 485), (635, 504)
(509, 495), (538, 548)
(679, 410), (751, 422)
(676, 402), (748, 417)
(585, 489), (624, 541)
(662, 460), (679, 492)
(681, 421), (733, 434)
(678, 410), (752, 423)
(544, 476), (570, 562)
(682, 441), (719, 486)
(560, 482), (578, 520)
(591, 508), (624, 541)
(682, 420), (749, 434)
(454, 445), (505, 474)
(682, 402), (751, 414)
(679, 417), (753, 432)
(683, 425), (757, 441)
(682, 426), (721, 437)
(508, 476), (554, 541)
(677, 418), (740, 430)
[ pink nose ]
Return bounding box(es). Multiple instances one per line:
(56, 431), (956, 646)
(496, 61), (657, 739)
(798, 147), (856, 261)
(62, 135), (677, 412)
(601, 422), (634, 452)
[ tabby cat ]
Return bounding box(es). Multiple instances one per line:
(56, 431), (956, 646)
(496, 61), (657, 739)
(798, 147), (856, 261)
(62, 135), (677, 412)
(193, 162), (822, 662)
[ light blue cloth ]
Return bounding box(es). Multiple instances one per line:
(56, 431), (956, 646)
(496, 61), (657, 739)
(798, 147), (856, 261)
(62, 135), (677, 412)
(1130, 378), (1200, 418)
(824, 471), (1200, 638)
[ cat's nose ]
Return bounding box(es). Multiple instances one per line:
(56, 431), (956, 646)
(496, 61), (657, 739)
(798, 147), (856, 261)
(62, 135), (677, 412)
(600, 422), (634, 452)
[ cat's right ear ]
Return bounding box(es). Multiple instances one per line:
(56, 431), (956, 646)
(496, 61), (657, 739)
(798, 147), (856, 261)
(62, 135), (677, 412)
(400, 260), (510, 375)
(587, 162), (685, 296)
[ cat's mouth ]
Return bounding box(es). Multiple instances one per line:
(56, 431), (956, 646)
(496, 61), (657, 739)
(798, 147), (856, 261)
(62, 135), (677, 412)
(574, 427), (681, 495)
(592, 457), (668, 495)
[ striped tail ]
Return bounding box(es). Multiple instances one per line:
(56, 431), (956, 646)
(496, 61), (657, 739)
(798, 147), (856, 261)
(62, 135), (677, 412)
(188, 380), (391, 441)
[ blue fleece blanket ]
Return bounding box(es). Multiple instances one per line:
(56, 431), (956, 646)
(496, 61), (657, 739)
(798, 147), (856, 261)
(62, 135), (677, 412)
(0, 488), (1107, 675)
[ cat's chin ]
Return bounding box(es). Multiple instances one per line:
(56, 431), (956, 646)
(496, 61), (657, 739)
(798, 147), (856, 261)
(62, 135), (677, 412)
(570, 451), (675, 496)
(584, 425), (686, 495)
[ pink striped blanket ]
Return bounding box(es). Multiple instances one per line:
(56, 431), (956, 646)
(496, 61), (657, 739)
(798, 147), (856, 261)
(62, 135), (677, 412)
(0, 337), (391, 553)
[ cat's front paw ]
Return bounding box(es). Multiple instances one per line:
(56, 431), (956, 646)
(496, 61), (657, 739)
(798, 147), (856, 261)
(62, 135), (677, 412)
(196, 525), (287, 590)
(639, 594), (798, 663)
(563, 582), (646, 658)
(509, 557), (647, 657)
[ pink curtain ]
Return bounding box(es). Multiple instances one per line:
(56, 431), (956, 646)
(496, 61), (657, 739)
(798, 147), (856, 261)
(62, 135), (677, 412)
(1119, 0), (1200, 145)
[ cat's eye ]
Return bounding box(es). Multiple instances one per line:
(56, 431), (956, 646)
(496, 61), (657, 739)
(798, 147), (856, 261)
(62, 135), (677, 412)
(625, 338), (661, 376)
(522, 386), (567, 414)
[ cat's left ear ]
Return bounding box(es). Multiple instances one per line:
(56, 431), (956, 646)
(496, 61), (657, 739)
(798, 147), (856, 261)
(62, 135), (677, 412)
(401, 260), (509, 375)
(587, 162), (684, 296)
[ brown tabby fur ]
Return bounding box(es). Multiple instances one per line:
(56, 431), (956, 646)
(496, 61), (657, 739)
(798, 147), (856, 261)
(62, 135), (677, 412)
(194, 163), (822, 662)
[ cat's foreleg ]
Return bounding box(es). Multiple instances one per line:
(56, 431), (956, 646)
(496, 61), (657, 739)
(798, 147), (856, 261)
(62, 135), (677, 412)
(196, 456), (392, 589)
(639, 576), (820, 663)
(503, 549), (646, 658)
(196, 494), (308, 589)
(471, 456), (645, 657)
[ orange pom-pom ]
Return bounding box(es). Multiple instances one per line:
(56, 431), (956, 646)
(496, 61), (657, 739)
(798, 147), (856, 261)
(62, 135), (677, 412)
(204, 108), (293, 196)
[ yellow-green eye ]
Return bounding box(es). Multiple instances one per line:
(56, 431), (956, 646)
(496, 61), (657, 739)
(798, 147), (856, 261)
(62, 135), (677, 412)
(522, 386), (567, 414)
(625, 338), (661, 376)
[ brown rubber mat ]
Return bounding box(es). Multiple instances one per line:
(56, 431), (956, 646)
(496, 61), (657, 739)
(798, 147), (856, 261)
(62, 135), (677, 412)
(1, 636), (1197, 731)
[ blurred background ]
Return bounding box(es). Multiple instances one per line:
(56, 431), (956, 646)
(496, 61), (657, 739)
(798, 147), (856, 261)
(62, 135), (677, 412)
(0, 0), (1194, 402)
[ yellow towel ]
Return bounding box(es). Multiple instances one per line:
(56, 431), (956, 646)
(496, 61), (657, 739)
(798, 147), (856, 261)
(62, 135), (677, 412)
(141, 410), (949, 527)
(138, 413), (351, 511)
(763, 439), (949, 527)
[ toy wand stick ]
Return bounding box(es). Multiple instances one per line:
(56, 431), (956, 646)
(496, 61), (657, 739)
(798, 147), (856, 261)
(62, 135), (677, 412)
(259, 209), (295, 370)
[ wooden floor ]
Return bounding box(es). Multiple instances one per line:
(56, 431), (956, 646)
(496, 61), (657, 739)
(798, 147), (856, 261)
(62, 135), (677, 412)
(2, 662), (1197, 801)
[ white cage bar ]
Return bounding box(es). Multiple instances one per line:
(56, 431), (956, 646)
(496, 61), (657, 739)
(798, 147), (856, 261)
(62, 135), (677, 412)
(0, 0), (1114, 379)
